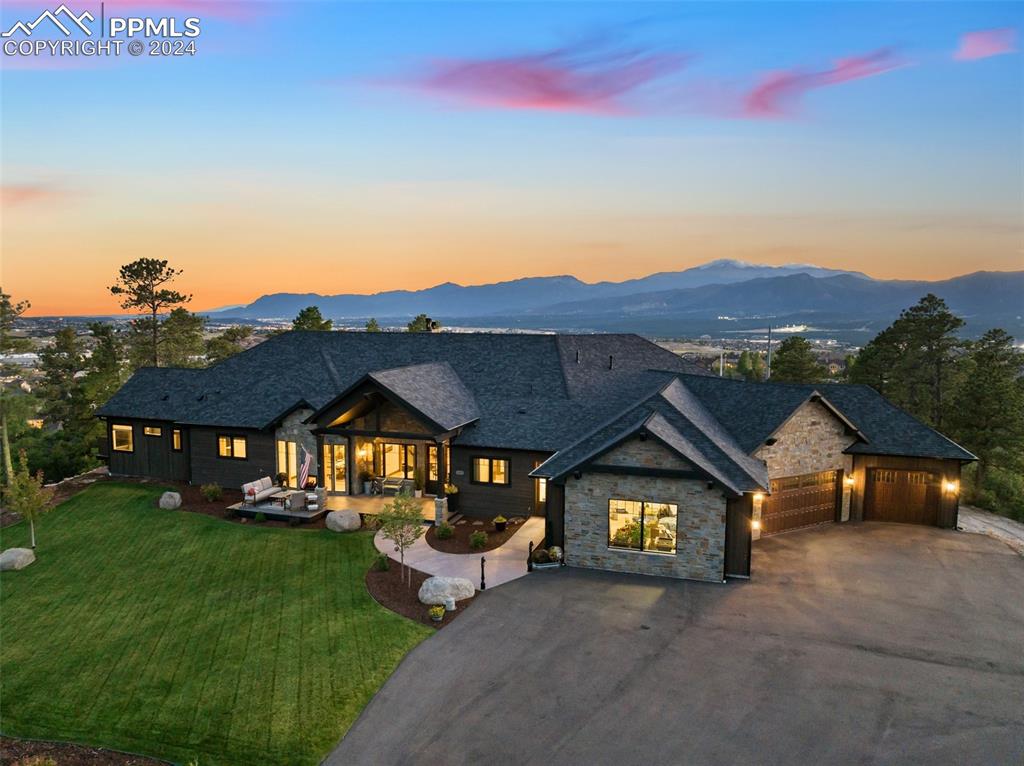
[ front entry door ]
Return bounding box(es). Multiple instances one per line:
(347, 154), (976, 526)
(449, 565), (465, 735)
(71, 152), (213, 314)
(427, 445), (439, 495)
(322, 443), (347, 494)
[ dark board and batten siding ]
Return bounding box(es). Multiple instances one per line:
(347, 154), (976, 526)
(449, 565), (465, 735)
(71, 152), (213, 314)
(189, 427), (275, 488)
(449, 446), (552, 520)
(106, 420), (189, 482)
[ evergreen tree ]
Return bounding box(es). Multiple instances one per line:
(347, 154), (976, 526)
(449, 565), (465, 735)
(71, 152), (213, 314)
(205, 325), (253, 364)
(83, 322), (125, 408)
(161, 309), (206, 367)
(108, 259), (190, 366)
(292, 306), (332, 331)
(406, 314), (440, 333)
(365, 318), (381, 333)
(947, 329), (1024, 485)
(769, 336), (824, 384)
(36, 327), (92, 435)
(0, 288), (31, 484)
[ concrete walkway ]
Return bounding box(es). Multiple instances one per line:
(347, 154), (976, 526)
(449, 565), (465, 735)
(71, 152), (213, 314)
(958, 505), (1024, 555)
(374, 517), (546, 589)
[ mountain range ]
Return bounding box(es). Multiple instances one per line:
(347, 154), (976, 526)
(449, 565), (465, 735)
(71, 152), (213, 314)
(206, 259), (1023, 341)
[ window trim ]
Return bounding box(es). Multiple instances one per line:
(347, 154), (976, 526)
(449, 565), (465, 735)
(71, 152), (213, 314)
(216, 433), (249, 461)
(143, 426), (163, 438)
(111, 423), (134, 453)
(607, 498), (678, 556)
(172, 429), (183, 452)
(470, 455), (511, 486)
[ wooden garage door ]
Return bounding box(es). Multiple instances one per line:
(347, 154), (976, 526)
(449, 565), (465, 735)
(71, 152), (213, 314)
(864, 469), (939, 525)
(761, 471), (839, 535)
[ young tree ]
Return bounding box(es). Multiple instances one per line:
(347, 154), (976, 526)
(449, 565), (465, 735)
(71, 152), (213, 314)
(947, 329), (1024, 486)
(0, 289), (31, 485)
(364, 318), (381, 333)
(769, 336), (825, 384)
(292, 306), (332, 331)
(406, 314), (440, 333)
(160, 308), (206, 367)
(6, 451), (54, 549)
(109, 258), (190, 367)
(205, 325), (253, 364)
(378, 491), (425, 587)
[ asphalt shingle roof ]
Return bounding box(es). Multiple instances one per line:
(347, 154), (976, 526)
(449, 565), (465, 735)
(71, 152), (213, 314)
(98, 331), (973, 466)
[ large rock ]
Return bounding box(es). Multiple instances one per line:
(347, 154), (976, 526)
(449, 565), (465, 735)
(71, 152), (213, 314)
(326, 509), (361, 532)
(159, 491), (182, 510)
(0, 548), (35, 571)
(418, 575), (475, 605)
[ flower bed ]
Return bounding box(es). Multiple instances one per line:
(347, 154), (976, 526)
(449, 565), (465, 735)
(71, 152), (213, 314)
(424, 516), (526, 553)
(365, 559), (473, 628)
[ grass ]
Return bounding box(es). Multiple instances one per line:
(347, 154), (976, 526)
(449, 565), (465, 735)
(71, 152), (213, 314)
(0, 483), (431, 765)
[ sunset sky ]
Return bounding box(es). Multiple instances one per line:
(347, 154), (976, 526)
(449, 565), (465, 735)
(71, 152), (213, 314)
(1, 1), (1021, 316)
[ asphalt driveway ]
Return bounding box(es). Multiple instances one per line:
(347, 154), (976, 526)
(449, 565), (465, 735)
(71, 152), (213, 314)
(329, 523), (1024, 765)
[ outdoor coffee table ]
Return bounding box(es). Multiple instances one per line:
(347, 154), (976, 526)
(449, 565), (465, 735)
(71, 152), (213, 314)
(268, 490), (291, 508)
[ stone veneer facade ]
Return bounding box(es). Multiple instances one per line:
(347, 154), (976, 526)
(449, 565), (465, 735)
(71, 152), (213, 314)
(752, 399), (857, 535)
(274, 408), (318, 484)
(564, 437), (728, 582)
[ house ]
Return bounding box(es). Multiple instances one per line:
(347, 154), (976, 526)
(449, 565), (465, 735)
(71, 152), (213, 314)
(97, 331), (974, 582)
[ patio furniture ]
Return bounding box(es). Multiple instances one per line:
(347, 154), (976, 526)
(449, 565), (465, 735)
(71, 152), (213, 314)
(241, 477), (277, 506)
(381, 477), (414, 496)
(268, 489), (305, 511)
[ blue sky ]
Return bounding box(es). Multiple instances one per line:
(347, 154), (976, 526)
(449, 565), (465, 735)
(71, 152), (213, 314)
(1, 1), (1020, 314)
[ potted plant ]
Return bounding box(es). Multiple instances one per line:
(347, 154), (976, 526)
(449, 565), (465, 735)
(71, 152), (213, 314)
(413, 468), (424, 498)
(493, 515), (508, 532)
(428, 605), (445, 623)
(444, 482), (460, 513)
(359, 469), (372, 495)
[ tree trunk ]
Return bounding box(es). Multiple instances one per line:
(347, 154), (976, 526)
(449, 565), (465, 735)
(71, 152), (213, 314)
(0, 408), (13, 486)
(151, 307), (160, 367)
(30, 518), (36, 549)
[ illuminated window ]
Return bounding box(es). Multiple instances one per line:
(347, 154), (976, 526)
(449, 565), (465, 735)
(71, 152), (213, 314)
(172, 429), (182, 451)
(472, 457), (510, 485)
(608, 499), (677, 555)
(276, 440), (298, 486)
(112, 424), (133, 452)
(218, 435), (248, 459)
(537, 477), (547, 503)
(143, 426), (162, 437)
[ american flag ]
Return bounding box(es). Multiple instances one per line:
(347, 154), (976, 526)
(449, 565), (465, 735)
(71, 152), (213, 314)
(299, 446), (312, 488)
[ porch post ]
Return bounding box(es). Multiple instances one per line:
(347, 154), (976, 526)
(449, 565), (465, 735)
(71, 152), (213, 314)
(315, 433), (325, 488)
(437, 439), (447, 499)
(346, 434), (354, 494)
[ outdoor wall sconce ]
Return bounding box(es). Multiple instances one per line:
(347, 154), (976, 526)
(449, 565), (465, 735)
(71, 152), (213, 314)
(944, 480), (959, 494)
(844, 476), (855, 488)
(751, 519), (761, 531)
(753, 492), (764, 503)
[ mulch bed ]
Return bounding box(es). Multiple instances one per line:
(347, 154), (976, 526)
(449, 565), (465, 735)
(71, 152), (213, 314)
(425, 515), (527, 553)
(167, 482), (333, 530)
(365, 560), (473, 628)
(0, 736), (168, 766)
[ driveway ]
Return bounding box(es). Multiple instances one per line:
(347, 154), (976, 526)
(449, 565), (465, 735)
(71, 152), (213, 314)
(329, 523), (1024, 765)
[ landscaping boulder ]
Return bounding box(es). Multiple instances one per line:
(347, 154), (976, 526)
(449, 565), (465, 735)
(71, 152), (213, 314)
(159, 491), (182, 510)
(418, 575), (475, 605)
(326, 509), (361, 532)
(0, 548), (35, 571)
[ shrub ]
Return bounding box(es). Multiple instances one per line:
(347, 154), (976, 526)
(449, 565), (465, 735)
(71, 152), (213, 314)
(363, 514), (382, 531)
(254, 512), (266, 523)
(973, 466), (1024, 522)
(444, 482), (459, 495)
(428, 605), (445, 620)
(532, 548), (551, 564)
(373, 553), (390, 571)
(200, 483), (222, 502)
(436, 522), (454, 539)
(469, 530), (488, 549)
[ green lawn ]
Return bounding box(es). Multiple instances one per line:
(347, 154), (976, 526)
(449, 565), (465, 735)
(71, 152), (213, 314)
(0, 483), (431, 765)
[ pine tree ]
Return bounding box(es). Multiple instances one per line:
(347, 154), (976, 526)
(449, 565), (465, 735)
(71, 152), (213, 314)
(0, 289), (31, 485)
(292, 306), (332, 331)
(769, 336), (824, 384)
(109, 259), (190, 367)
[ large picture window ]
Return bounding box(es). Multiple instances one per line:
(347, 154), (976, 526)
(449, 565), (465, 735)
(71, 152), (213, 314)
(380, 443), (415, 479)
(472, 457), (510, 485)
(112, 424), (133, 452)
(608, 499), (677, 554)
(217, 435), (248, 460)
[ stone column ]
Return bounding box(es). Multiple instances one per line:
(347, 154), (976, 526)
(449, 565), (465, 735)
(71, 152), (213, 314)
(434, 496), (449, 525)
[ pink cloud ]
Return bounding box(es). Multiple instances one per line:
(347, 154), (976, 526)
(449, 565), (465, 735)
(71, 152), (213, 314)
(0, 184), (65, 207)
(742, 49), (906, 119)
(954, 28), (1017, 61)
(394, 41), (690, 115)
